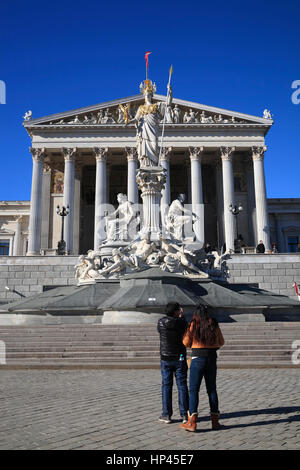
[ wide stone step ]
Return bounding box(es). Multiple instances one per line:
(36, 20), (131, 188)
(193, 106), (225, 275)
(2, 338), (297, 346)
(0, 325), (300, 333)
(219, 350), (292, 357)
(0, 322), (299, 368)
(6, 351), (161, 358)
(4, 343), (293, 352)
(1, 357), (293, 366)
(6, 343), (159, 352)
(1, 330), (298, 337)
(1, 324), (298, 330)
(6, 349), (292, 359)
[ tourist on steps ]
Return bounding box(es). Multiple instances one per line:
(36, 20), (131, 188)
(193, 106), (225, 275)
(180, 304), (225, 432)
(157, 302), (189, 424)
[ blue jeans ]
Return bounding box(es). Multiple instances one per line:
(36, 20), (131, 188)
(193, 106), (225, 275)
(189, 355), (219, 414)
(160, 359), (189, 418)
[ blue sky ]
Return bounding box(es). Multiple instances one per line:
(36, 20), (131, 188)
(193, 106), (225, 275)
(0, 0), (299, 200)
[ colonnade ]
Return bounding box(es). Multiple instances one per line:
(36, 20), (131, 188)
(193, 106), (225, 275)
(27, 145), (271, 255)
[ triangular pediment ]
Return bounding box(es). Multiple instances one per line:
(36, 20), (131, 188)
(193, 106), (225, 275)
(23, 93), (273, 128)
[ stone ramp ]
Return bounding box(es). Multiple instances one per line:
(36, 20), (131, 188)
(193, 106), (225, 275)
(0, 323), (299, 369)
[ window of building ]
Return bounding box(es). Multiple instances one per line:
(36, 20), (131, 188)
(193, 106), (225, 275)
(287, 236), (299, 253)
(0, 240), (9, 255)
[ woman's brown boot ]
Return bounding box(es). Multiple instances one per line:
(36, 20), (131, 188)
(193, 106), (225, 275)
(180, 412), (198, 432)
(210, 412), (221, 430)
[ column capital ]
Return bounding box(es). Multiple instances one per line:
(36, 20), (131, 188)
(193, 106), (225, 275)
(251, 146), (267, 161)
(160, 146), (173, 162)
(29, 147), (46, 162)
(93, 147), (108, 162)
(220, 146), (235, 161)
(125, 147), (138, 162)
(13, 215), (24, 223)
(189, 146), (204, 161)
(62, 147), (77, 162)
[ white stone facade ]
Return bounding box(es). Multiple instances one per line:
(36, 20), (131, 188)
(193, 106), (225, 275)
(16, 91), (278, 255)
(0, 202), (30, 256)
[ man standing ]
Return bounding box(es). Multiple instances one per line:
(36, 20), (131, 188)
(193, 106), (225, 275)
(157, 302), (189, 424)
(256, 240), (265, 253)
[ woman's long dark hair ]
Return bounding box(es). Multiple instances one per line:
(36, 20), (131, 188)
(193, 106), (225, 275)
(186, 304), (218, 346)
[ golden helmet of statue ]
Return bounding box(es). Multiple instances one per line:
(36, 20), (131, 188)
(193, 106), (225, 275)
(139, 79), (157, 95)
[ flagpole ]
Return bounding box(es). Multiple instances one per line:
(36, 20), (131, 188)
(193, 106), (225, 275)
(158, 66), (173, 165)
(145, 51), (151, 81)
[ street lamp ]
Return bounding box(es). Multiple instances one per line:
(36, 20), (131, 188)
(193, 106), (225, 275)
(56, 205), (69, 255)
(229, 203), (243, 243)
(5, 286), (25, 298)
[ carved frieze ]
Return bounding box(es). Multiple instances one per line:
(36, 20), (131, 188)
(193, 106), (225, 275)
(39, 101), (249, 127)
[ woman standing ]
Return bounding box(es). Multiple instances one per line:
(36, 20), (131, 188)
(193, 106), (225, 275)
(180, 305), (225, 432)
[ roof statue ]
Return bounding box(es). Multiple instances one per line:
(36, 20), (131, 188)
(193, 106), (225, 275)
(23, 110), (32, 121)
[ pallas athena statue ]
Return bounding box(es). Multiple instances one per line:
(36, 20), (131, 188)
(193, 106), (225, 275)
(123, 79), (173, 167)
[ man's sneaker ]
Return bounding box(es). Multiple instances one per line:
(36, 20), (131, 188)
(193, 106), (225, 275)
(182, 415), (188, 424)
(158, 415), (171, 423)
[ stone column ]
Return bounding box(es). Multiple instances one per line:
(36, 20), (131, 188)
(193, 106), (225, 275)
(215, 162), (224, 249)
(27, 147), (45, 255)
(73, 161), (82, 255)
(160, 147), (172, 232)
(160, 147), (172, 206)
(189, 147), (204, 246)
(136, 167), (166, 241)
(252, 146), (271, 251)
(94, 147), (108, 251)
(220, 146), (236, 252)
(185, 158), (192, 204)
(41, 162), (52, 251)
(106, 163), (111, 203)
(125, 147), (139, 204)
(246, 158), (256, 246)
(62, 147), (76, 254)
(13, 216), (23, 256)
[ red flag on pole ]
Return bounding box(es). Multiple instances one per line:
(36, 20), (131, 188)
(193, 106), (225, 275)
(294, 282), (300, 301)
(145, 51), (151, 69)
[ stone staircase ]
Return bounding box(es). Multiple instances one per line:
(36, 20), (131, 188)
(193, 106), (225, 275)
(0, 322), (300, 368)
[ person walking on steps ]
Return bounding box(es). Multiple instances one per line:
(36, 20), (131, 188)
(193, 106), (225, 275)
(180, 304), (225, 432)
(157, 302), (189, 424)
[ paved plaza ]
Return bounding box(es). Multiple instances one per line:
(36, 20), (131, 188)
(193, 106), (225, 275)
(0, 369), (299, 450)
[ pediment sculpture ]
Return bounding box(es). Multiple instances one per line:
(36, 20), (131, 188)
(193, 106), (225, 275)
(42, 102), (247, 126)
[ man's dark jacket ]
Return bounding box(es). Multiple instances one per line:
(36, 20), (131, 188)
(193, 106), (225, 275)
(256, 243), (265, 253)
(157, 315), (188, 361)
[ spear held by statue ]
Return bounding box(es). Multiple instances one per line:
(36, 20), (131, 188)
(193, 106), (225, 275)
(159, 64), (173, 164)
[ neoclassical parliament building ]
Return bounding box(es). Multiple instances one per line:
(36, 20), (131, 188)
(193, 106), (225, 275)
(1, 89), (300, 257)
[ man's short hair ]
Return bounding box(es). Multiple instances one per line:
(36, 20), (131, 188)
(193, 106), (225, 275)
(165, 302), (181, 317)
